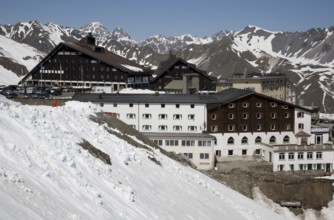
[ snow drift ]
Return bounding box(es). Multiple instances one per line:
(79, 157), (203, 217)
(0, 96), (285, 219)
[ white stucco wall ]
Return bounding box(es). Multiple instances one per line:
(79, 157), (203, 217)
(212, 131), (296, 158)
(272, 150), (334, 172)
(102, 103), (207, 133)
(294, 108), (312, 135)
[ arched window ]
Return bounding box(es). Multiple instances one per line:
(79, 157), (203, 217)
(283, 135), (290, 143)
(255, 136), (262, 143)
(241, 136), (248, 144)
(269, 136), (276, 144)
(228, 137), (234, 145)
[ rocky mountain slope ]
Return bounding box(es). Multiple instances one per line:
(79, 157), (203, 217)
(0, 20), (333, 112)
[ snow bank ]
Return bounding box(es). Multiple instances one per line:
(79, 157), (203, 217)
(0, 97), (285, 219)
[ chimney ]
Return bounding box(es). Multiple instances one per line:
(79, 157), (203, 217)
(86, 32), (96, 45)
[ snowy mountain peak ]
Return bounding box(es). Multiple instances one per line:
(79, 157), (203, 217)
(79, 22), (110, 37)
(110, 27), (132, 40)
(237, 25), (276, 36)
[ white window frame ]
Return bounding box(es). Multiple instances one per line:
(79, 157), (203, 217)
(200, 153), (209, 160)
(188, 114), (195, 120)
(298, 152), (304, 160)
(228, 103), (235, 108)
(211, 125), (218, 132)
(228, 125), (235, 131)
(228, 113), (235, 120)
(142, 125), (151, 131)
(298, 123), (304, 129)
(142, 113), (152, 119)
(158, 125), (168, 131)
(126, 113), (136, 119)
(211, 114), (217, 120)
(173, 125), (182, 131)
(297, 112), (304, 118)
(270, 124), (276, 131)
(158, 114), (168, 120)
(288, 152), (294, 160)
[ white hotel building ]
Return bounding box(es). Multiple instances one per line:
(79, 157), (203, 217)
(73, 88), (334, 171)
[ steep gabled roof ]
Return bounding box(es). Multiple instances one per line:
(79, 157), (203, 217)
(207, 89), (312, 112)
(151, 54), (216, 83)
(19, 36), (151, 84)
(206, 88), (255, 110)
(63, 41), (150, 74)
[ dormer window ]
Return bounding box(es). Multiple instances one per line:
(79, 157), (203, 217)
(270, 102), (277, 107)
(228, 103), (235, 108)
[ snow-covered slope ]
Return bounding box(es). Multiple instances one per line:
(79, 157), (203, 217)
(0, 97), (286, 220)
(0, 35), (45, 85)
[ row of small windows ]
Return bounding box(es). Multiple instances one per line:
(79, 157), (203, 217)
(227, 102), (284, 109)
(142, 125), (197, 131)
(227, 135), (290, 145)
(118, 103), (195, 108)
(211, 112), (290, 120)
(277, 163), (326, 172)
(279, 152), (322, 160)
(225, 123), (292, 132)
(145, 103), (195, 108)
(153, 139), (212, 147)
(127, 113), (195, 120)
(174, 65), (188, 69)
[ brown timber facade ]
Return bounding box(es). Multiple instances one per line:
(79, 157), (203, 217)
(19, 34), (151, 90)
(150, 54), (216, 94)
(207, 93), (295, 134)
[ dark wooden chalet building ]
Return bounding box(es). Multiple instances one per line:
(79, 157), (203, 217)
(206, 91), (297, 134)
(150, 53), (217, 94)
(19, 34), (151, 90)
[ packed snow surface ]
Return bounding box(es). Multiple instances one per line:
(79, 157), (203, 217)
(0, 96), (286, 220)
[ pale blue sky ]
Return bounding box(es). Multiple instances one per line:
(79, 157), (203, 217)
(0, 0), (333, 41)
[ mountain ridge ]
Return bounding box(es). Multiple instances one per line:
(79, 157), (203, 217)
(0, 20), (334, 112)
